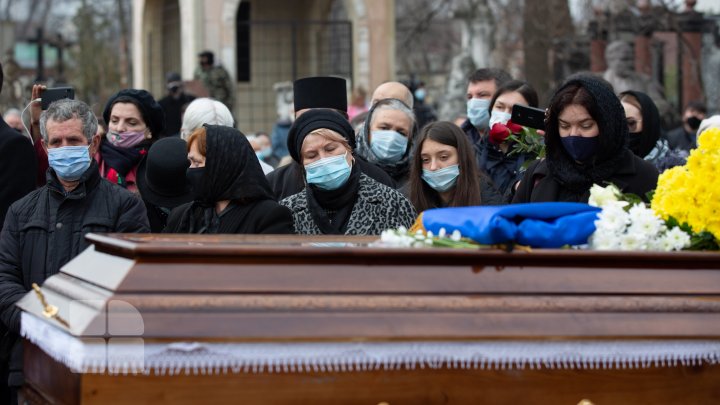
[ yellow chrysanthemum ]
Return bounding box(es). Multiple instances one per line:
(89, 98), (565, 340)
(652, 128), (720, 239)
(652, 128), (720, 238)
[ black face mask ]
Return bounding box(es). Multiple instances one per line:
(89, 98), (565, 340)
(186, 167), (206, 201)
(628, 131), (642, 154)
(686, 116), (702, 131)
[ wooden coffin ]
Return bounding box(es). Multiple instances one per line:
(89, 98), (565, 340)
(17, 233), (720, 404)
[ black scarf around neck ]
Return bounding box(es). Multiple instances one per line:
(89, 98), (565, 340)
(100, 139), (145, 177)
(305, 164), (361, 235)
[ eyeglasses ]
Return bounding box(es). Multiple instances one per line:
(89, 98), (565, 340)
(627, 118), (642, 132)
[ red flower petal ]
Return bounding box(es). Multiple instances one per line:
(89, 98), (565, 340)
(489, 123), (511, 145)
(506, 120), (523, 134)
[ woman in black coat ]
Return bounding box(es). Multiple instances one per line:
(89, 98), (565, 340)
(165, 124), (293, 234)
(513, 75), (658, 203)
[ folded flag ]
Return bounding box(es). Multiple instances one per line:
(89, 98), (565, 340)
(417, 203), (601, 248)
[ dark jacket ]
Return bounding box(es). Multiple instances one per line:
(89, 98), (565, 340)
(460, 119), (529, 197)
(0, 161), (149, 386)
(664, 125), (696, 152)
(266, 158), (397, 201)
(513, 153), (658, 203)
(280, 173), (416, 235)
(0, 118), (37, 231)
(158, 92), (195, 137)
(165, 199), (294, 234)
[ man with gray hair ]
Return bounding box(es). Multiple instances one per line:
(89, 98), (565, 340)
(0, 99), (149, 400)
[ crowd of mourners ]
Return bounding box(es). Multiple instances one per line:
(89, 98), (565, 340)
(0, 52), (718, 402)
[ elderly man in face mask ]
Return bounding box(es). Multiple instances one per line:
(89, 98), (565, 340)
(0, 99), (149, 401)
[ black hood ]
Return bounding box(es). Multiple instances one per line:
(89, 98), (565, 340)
(545, 75), (634, 193)
(195, 124), (275, 205)
(620, 90), (661, 158)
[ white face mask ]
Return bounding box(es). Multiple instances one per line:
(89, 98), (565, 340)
(489, 110), (512, 129)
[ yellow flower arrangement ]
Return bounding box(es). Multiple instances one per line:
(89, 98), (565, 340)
(652, 127), (720, 241)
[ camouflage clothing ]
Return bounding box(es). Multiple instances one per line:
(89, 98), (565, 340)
(194, 65), (235, 111)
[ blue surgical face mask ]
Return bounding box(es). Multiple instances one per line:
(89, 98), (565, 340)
(560, 135), (599, 163)
(467, 98), (491, 129)
(422, 164), (460, 193)
(414, 88), (426, 102)
(370, 130), (408, 163)
(48, 145), (92, 181)
(305, 152), (352, 190)
(489, 110), (512, 129)
(256, 147), (272, 160)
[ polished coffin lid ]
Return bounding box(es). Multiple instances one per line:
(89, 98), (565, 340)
(15, 233), (720, 341)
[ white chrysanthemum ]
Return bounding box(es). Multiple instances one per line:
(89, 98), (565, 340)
(588, 184), (622, 208)
(594, 203), (630, 234)
(618, 232), (649, 251)
(662, 227), (692, 251)
(626, 204), (665, 237)
(590, 231), (620, 250)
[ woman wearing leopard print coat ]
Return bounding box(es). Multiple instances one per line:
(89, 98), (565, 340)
(280, 109), (416, 235)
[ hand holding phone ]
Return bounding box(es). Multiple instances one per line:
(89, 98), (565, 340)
(40, 87), (75, 110)
(511, 104), (546, 131)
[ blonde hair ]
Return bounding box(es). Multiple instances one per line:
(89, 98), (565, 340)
(308, 128), (352, 152)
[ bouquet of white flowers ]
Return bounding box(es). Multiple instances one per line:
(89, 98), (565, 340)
(588, 184), (690, 251)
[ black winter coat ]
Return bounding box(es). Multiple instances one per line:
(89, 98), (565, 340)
(165, 199), (294, 234)
(0, 162), (149, 386)
(0, 118), (37, 231)
(512, 154), (658, 203)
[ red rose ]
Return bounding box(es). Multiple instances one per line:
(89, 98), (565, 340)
(489, 123), (511, 145)
(506, 120), (523, 134)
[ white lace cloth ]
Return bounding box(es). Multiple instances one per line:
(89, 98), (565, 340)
(21, 313), (720, 375)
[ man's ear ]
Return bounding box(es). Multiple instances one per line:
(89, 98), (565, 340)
(89, 134), (101, 156)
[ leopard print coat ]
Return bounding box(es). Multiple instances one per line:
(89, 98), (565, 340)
(280, 174), (417, 235)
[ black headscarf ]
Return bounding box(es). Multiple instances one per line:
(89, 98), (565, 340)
(545, 75), (633, 196)
(287, 109), (361, 235)
(179, 124), (275, 233)
(355, 98), (415, 182)
(620, 90), (661, 158)
(103, 89), (166, 138)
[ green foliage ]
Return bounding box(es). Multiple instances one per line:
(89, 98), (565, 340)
(666, 216), (720, 251)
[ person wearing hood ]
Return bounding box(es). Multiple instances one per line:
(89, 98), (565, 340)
(355, 98), (416, 189)
(512, 75), (658, 203)
(280, 109), (416, 235)
(165, 125), (293, 234)
(266, 76), (395, 200)
(619, 90), (686, 172)
(96, 89), (166, 193)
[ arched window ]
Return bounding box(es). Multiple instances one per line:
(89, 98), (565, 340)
(236, 1), (251, 82)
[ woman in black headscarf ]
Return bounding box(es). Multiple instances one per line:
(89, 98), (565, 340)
(513, 75), (658, 203)
(619, 90), (686, 172)
(280, 109), (416, 235)
(355, 98), (416, 189)
(165, 125), (293, 234)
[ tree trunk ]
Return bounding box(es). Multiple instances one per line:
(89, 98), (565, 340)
(522, 0), (573, 103)
(117, 0), (131, 87)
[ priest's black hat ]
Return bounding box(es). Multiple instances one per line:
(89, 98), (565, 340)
(293, 76), (347, 114)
